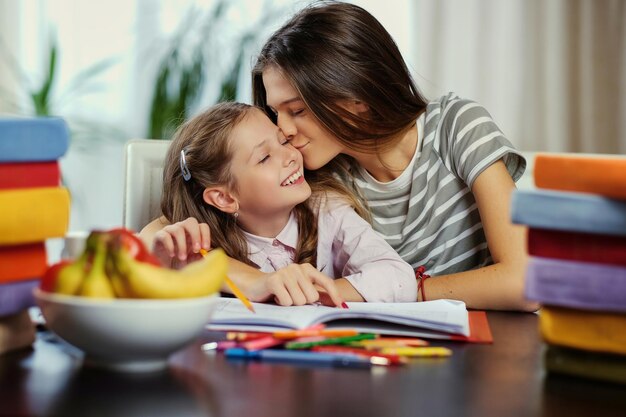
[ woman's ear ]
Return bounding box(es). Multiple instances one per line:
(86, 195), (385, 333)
(353, 100), (369, 114)
(340, 99), (369, 115)
(203, 187), (238, 214)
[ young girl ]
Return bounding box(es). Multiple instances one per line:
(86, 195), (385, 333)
(246, 2), (537, 311)
(151, 102), (416, 306)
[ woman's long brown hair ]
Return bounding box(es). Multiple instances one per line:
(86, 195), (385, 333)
(252, 1), (429, 153)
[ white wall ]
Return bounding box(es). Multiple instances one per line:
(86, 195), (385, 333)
(2, 0), (623, 236)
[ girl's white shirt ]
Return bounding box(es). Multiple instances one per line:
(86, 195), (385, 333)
(242, 197), (417, 302)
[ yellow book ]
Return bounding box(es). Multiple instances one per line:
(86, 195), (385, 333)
(540, 306), (626, 356)
(0, 187), (70, 245)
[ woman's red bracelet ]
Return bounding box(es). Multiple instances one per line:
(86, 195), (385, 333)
(416, 266), (431, 302)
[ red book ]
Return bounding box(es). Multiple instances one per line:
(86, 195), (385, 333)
(528, 228), (626, 267)
(0, 161), (61, 189)
(0, 243), (47, 283)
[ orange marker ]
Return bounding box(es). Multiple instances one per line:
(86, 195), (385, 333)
(273, 328), (359, 340)
(351, 338), (429, 349)
(199, 248), (255, 313)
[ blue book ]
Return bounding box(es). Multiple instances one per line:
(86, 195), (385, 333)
(511, 189), (626, 237)
(526, 257), (626, 313)
(0, 117), (69, 162)
(0, 279), (38, 317)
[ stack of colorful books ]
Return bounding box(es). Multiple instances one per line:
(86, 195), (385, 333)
(511, 153), (626, 385)
(0, 118), (71, 355)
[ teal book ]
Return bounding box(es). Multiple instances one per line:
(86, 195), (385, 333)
(0, 117), (69, 162)
(511, 189), (626, 237)
(545, 345), (626, 385)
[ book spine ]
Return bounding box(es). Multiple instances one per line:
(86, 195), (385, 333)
(534, 154), (626, 200)
(528, 228), (626, 267)
(539, 306), (626, 356)
(525, 257), (626, 313)
(0, 280), (38, 317)
(0, 117), (69, 162)
(511, 189), (626, 237)
(0, 243), (48, 282)
(0, 309), (35, 354)
(0, 162), (61, 189)
(0, 187), (70, 245)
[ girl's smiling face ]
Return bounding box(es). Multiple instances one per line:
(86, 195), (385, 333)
(228, 108), (311, 236)
(262, 66), (345, 170)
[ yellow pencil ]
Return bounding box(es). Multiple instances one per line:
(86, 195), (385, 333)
(380, 347), (452, 357)
(199, 249), (255, 313)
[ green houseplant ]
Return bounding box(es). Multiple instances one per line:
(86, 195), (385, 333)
(146, 0), (283, 140)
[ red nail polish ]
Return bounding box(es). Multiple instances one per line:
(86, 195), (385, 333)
(341, 302), (349, 309)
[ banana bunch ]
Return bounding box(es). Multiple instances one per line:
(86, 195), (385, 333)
(49, 230), (227, 299)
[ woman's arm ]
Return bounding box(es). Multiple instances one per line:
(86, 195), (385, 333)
(419, 161), (539, 312)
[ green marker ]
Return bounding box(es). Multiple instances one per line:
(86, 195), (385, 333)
(286, 333), (377, 350)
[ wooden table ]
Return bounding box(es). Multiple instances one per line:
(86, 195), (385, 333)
(1, 312), (625, 417)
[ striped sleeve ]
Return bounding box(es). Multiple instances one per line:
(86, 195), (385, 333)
(437, 98), (526, 187)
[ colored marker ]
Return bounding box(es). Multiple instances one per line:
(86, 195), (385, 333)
(380, 347), (452, 357)
(273, 328), (359, 340)
(286, 333), (377, 350)
(351, 338), (429, 349)
(224, 348), (389, 368)
(241, 335), (285, 351)
(311, 346), (406, 366)
(227, 332), (270, 341)
(200, 248), (255, 313)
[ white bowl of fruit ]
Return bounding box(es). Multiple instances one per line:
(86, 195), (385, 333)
(35, 229), (227, 372)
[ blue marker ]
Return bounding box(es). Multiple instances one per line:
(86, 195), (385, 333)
(224, 348), (388, 368)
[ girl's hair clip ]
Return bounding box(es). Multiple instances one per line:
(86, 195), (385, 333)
(180, 149), (192, 181)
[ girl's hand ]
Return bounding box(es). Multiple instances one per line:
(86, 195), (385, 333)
(151, 217), (211, 268)
(248, 263), (345, 308)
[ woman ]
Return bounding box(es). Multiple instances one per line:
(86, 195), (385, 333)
(143, 2), (537, 311)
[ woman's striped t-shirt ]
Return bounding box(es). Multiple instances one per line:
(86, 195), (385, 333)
(351, 93), (526, 275)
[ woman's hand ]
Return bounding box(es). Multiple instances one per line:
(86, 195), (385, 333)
(151, 217), (211, 268)
(246, 263), (345, 308)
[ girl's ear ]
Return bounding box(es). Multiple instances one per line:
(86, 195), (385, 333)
(202, 187), (238, 214)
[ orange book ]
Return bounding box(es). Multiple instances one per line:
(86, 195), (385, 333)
(534, 154), (626, 199)
(0, 243), (47, 283)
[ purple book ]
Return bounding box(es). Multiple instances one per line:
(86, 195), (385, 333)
(525, 257), (626, 313)
(0, 280), (38, 317)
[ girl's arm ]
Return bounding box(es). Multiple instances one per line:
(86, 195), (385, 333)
(419, 161), (539, 312)
(139, 217), (345, 307)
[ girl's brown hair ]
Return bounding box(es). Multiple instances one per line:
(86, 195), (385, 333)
(161, 102), (319, 267)
(252, 1), (429, 154)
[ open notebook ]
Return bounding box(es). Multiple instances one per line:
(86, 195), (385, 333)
(208, 298), (492, 342)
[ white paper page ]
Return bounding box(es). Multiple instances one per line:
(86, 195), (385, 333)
(209, 299), (336, 329)
(209, 298), (469, 336)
